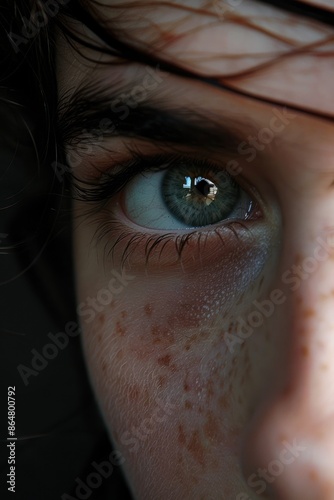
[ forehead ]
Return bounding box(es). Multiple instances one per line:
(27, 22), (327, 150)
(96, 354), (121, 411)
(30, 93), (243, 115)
(83, 0), (334, 117)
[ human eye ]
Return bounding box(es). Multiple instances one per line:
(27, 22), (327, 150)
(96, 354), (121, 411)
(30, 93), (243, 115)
(123, 154), (255, 230)
(73, 147), (269, 270)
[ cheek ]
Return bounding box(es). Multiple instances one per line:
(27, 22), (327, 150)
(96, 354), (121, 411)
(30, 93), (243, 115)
(76, 226), (276, 497)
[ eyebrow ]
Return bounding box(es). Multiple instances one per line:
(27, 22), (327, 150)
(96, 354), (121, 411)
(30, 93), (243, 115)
(57, 81), (253, 157)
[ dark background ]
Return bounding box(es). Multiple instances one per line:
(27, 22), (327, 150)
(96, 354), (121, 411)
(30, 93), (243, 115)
(0, 10), (133, 499)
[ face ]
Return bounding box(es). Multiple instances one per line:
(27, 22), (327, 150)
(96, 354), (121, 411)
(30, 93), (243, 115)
(56, 1), (334, 498)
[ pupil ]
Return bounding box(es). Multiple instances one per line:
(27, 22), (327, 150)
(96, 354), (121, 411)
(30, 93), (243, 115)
(189, 177), (218, 206)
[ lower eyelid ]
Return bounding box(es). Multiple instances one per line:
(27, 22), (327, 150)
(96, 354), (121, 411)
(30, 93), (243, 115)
(91, 197), (266, 272)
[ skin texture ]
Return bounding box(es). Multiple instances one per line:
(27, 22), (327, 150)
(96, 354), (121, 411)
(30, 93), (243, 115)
(57, 1), (334, 499)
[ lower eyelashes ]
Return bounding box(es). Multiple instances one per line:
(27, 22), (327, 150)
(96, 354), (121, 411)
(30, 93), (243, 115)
(73, 151), (267, 271)
(88, 203), (264, 272)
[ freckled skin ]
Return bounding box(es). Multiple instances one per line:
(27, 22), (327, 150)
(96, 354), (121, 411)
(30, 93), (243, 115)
(71, 99), (334, 499)
(76, 218), (280, 499)
(59, 2), (334, 498)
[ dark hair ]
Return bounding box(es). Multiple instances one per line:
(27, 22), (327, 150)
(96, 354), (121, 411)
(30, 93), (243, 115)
(1, 2), (333, 499)
(1, 0), (333, 323)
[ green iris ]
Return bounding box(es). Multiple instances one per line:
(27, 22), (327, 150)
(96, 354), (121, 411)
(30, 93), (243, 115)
(162, 164), (241, 227)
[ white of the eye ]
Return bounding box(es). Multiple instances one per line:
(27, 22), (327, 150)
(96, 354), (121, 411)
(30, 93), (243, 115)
(125, 170), (192, 230)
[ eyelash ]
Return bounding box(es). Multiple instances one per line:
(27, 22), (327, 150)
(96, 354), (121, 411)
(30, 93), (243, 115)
(72, 150), (261, 267)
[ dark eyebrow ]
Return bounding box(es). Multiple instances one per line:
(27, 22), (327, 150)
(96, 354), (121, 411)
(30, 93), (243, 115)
(57, 82), (254, 157)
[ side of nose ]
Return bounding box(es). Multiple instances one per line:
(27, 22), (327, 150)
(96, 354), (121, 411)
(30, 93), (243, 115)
(241, 221), (334, 500)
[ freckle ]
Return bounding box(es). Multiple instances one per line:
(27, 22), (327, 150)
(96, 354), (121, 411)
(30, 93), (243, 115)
(183, 382), (190, 392)
(178, 424), (186, 446)
(204, 412), (221, 442)
(301, 345), (309, 357)
(116, 321), (126, 337)
(121, 310), (127, 319)
(187, 430), (205, 466)
(184, 400), (192, 410)
(282, 384), (293, 398)
(157, 354), (172, 366)
(295, 253), (304, 266)
(98, 314), (105, 326)
(304, 308), (315, 318)
(144, 303), (153, 316)
(321, 363), (328, 371)
(308, 469), (318, 482)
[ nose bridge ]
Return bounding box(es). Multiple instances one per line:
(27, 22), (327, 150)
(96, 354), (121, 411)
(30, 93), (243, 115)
(283, 226), (334, 413)
(241, 217), (334, 499)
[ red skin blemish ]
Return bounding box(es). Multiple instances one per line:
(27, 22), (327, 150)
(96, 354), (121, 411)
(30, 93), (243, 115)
(184, 400), (193, 410)
(204, 412), (221, 443)
(301, 345), (309, 357)
(304, 308), (315, 318)
(157, 354), (172, 367)
(98, 314), (105, 327)
(116, 321), (126, 337)
(187, 430), (205, 466)
(144, 303), (153, 317)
